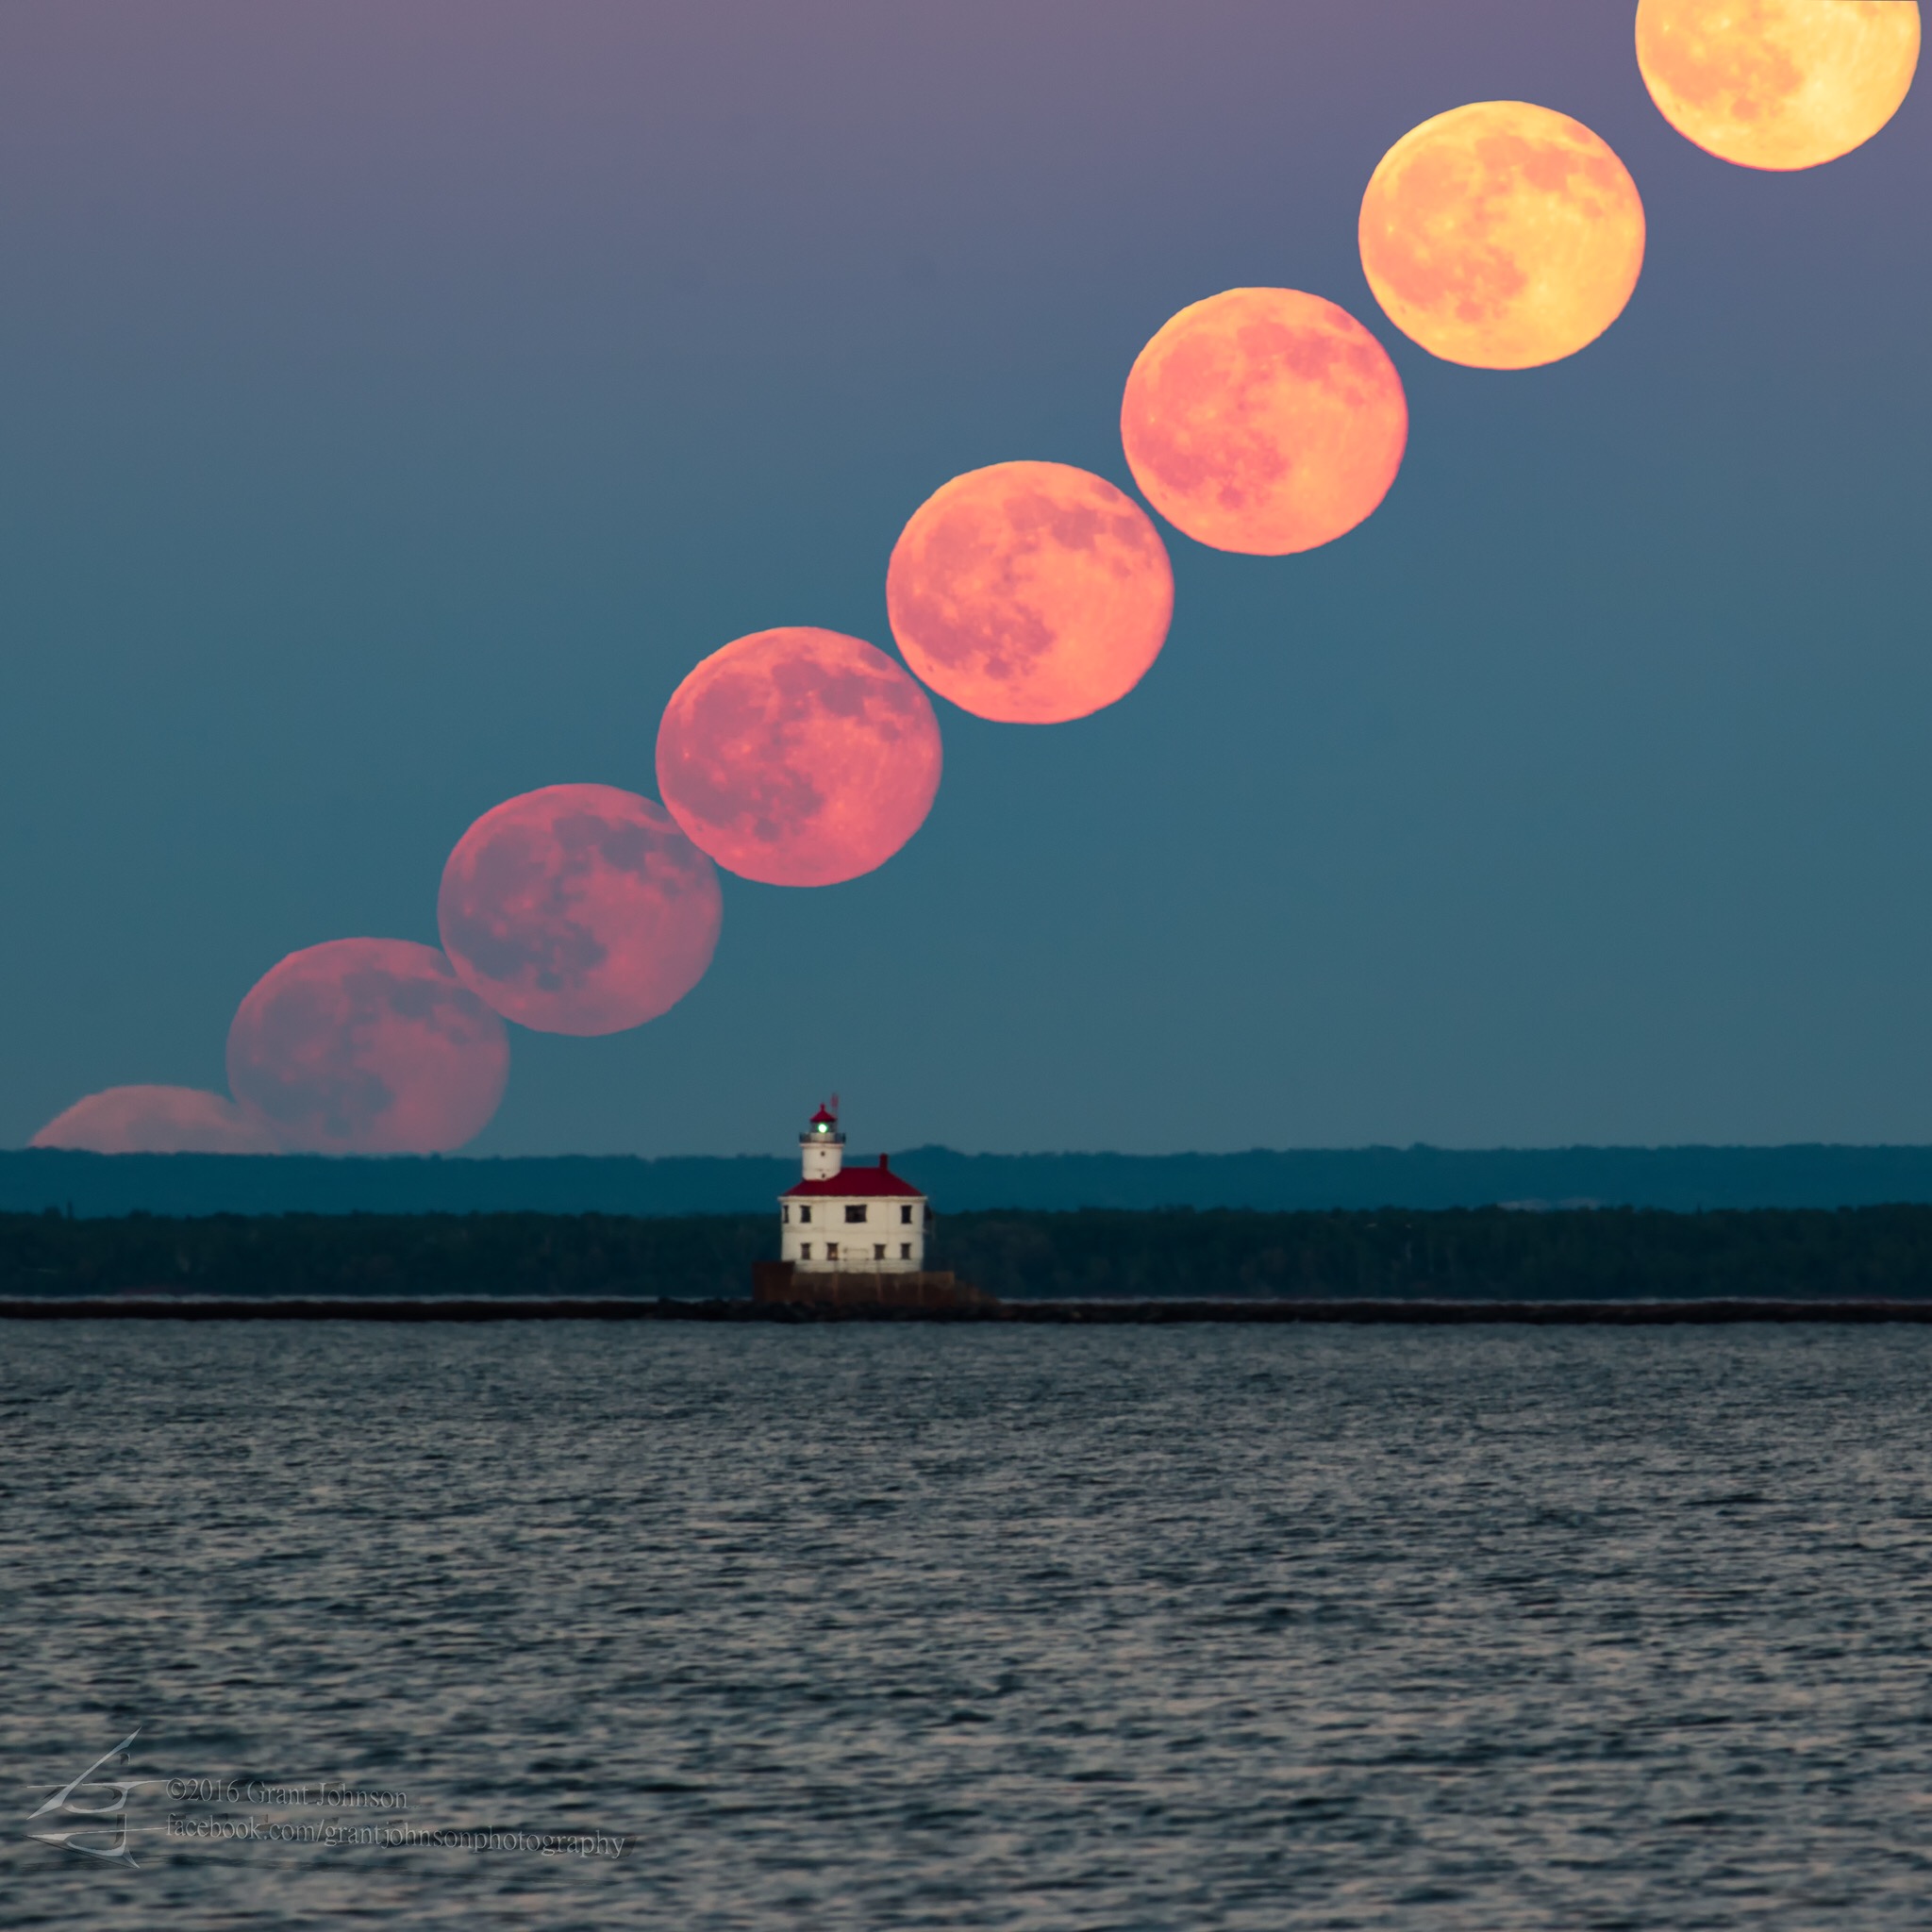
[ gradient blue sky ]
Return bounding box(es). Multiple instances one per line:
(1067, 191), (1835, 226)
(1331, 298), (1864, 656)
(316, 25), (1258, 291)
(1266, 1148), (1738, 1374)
(1, 1), (1926, 1157)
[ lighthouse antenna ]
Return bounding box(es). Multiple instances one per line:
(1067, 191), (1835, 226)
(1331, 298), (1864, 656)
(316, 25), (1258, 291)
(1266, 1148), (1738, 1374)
(829, 1091), (840, 1117)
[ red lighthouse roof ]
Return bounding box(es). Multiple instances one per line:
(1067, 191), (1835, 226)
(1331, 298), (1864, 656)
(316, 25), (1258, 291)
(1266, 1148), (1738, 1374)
(782, 1153), (924, 1199)
(808, 1104), (838, 1125)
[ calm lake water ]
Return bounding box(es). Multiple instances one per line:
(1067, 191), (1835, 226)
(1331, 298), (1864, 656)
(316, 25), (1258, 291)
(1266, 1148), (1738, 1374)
(5, 1322), (1931, 1929)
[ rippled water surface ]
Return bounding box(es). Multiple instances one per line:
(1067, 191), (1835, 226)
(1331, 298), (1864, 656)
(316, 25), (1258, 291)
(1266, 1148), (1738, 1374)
(6, 1322), (1932, 1928)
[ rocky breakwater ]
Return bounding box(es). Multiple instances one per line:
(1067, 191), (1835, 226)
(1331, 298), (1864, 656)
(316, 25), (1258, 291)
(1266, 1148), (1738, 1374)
(751, 1260), (998, 1312)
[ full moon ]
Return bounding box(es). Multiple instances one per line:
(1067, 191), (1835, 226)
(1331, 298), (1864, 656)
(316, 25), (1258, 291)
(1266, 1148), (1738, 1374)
(886, 461), (1174, 723)
(32, 1086), (281, 1154)
(226, 938), (510, 1154)
(439, 784), (722, 1035)
(1119, 288), (1408, 556)
(1636, 0), (1920, 170)
(1359, 102), (1647, 369)
(656, 627), (943, 887)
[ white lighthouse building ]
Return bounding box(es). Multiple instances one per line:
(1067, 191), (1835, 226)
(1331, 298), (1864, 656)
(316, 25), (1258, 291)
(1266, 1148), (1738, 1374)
(778, 1100), (931, 1274)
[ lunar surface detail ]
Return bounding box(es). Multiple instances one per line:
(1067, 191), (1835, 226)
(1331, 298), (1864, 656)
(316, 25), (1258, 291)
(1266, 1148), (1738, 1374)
(225, 938), (510, 1154)
(31, 1085), (282, 1154)
(887, 461), (1174, 724)
(1119, 288), (1409, 556)
(1636, 0), (1920, 170)
(656, 626), (943, 887)
(1358, 101), (1647, 370)
(439, 784), (723, 1035)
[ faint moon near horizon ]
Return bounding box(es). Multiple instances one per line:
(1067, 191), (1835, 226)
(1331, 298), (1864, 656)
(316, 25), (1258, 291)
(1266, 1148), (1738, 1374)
(1636, 0), (1919, 171)
(32, 1085), (281, 1155)
(439, 785), (722, 1035)
(225, 939), (510, 1154)
(656, 627), (942, 887)
(887, 461), (1174, 724)
(1358, 102), (1646, 370)
(1120, 289), (1408, 556)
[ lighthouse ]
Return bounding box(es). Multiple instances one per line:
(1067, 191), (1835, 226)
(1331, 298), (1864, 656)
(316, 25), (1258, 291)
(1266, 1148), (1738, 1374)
(778, 1099), (930, 1274)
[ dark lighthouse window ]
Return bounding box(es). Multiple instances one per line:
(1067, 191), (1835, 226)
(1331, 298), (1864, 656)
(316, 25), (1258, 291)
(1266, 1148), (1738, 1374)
(845, 1205), (868, 1223)
(900, 1205), (913, 1224)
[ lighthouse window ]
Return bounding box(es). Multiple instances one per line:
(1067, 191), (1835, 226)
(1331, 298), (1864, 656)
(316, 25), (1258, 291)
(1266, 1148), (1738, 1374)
(874, 1244), (885, 1260)
(899, 1205), (913, 1224)
(782, 1206), (790, 1224)
(827, 1241), (839, 1259)
(900, 1243), (911, 1259)
(799, 1243), (811, 1259)
(798, 1207), (811, 1224)
(844, 1205), (867, 1224)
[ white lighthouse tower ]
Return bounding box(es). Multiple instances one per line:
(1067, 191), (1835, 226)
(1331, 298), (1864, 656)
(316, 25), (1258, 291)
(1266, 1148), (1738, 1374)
(778, 1099), (930, 1274)
(799, 1101), (845, 1181)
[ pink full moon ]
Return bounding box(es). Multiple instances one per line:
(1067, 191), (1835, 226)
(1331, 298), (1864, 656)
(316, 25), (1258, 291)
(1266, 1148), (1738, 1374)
(1120, 288), (1408, 555)
(225, 938), (510, 1154)
(32, 1086), (281, 1154)
(656, 627), (943, 887)
(438, 785), (723, 1036)
(886, 461), (1174, 724)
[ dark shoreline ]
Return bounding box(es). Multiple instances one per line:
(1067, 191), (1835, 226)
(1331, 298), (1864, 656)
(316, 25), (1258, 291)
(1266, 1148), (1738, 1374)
(10, 1296), (1932, 1324)
(16, 1205), (1932, 1304)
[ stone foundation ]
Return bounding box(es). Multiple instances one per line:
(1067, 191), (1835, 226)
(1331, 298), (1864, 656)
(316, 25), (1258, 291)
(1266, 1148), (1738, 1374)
(752, 1260), (998, 1312)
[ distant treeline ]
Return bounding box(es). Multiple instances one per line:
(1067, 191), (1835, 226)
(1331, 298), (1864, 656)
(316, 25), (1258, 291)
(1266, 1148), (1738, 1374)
(8, 1206), (1932, 1302)
(22, 1143), (1932, 1218)
(0, 1211), (770, 1301)
(944, 1208), (1932, 1302)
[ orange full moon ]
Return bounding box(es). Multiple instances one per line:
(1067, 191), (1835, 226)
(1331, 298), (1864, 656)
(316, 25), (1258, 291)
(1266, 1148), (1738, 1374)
(1636, 0), (1920, 170)
(226, 938), (510, 1154)
(886, 461), (1174, 723)
(1119, 288), (1408, 556)
(1358, 102), (1646, 370)
(32, 1086), (281, 1154)
(439, 784), (723, 1035)
(656, 627), (942, 887)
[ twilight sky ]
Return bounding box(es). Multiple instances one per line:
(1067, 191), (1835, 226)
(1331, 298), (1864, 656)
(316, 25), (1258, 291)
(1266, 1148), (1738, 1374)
(1, 0), (1927, 1158)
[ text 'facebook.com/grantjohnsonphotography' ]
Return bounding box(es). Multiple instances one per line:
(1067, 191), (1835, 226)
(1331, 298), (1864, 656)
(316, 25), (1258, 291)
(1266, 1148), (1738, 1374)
(25, 1730), (631, 1869)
